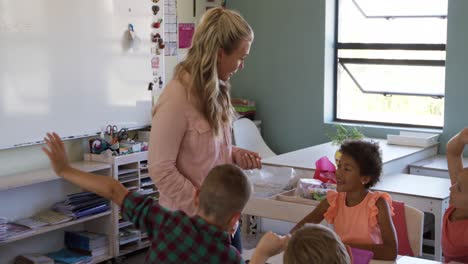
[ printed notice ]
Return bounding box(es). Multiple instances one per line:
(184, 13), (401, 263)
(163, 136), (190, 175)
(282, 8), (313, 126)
(178, 23), (195, 49)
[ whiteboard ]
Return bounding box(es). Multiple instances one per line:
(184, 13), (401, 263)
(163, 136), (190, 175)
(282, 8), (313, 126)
(0, 0), (160, 149)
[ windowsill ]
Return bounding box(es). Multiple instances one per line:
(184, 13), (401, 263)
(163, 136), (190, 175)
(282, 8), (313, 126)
(324, 121), (443, 136)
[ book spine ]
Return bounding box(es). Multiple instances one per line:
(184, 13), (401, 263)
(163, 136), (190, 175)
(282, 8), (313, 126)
(65, 231), (91, 250)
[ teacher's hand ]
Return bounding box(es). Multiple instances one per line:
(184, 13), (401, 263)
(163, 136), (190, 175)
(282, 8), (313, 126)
(233, 148), (262, 169)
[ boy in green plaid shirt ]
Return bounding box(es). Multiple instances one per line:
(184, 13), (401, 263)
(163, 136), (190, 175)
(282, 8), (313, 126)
(42, 133), (254, 263)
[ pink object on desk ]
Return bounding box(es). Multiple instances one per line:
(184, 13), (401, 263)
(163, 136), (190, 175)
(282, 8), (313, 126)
(313, 156), (336, 183)
(350, 247), (374, 264)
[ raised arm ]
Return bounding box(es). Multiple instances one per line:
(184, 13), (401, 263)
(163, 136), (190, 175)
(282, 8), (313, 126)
(346, 198), (397, 260)
(446, 128), (468, 185)
(290, 199), (329, 233)
(42, 133), (128, 206)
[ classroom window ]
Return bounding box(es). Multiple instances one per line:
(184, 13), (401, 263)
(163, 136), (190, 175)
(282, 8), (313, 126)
(335, 0), (448, 128)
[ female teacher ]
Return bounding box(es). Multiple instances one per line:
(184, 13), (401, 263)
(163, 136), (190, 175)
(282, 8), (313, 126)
(148, 7), (261, 251)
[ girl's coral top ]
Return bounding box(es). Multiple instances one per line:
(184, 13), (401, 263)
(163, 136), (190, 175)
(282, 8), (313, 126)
(324, 190), (393, 245)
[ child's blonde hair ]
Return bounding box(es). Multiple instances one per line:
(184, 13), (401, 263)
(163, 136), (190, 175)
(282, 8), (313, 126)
(284, 224), (350, 264)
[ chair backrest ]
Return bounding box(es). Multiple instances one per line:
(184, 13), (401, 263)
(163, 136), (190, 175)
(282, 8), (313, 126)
(392, 200), (424, 257)
(404, 204), (424, 257)
(232, 118), (276, 159)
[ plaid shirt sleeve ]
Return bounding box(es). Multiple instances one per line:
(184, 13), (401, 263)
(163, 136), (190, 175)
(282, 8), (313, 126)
(121, 191), (172, 240)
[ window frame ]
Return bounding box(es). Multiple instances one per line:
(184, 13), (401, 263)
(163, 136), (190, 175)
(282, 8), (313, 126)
(333, 0), (447, 129)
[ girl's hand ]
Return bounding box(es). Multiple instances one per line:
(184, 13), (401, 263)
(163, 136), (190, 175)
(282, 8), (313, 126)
(233, 148), (262, 169)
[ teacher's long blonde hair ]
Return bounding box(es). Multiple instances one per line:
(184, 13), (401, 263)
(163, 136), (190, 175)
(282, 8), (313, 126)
(174, 7), (253, 136)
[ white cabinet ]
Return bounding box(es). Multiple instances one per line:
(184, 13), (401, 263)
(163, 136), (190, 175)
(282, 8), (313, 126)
(0, 161), (114, 263)
(84, 151), (157, 257)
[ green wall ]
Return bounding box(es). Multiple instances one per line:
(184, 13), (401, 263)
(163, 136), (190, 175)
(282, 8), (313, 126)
(229, 0), (330, 153)
(229, 0), (464, 154)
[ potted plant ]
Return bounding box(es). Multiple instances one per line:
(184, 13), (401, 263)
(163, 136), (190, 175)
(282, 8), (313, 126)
(328, 124), (364, 165)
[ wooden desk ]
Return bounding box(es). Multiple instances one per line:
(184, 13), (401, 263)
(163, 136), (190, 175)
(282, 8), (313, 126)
(262, 139), (438, 175)
(242, 249), (444, 264)
(372, 174), (450, 261)
(244, 173), (450, 261)
(409, 154), (468, 179)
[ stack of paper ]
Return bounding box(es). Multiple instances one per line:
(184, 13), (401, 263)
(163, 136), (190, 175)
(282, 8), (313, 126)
(13, 218), (49, 229)
(15, 253), (54, 264)
(0, 224), (34, 241)
(0, 217), (7, 241)
(32, 210), (73, 225)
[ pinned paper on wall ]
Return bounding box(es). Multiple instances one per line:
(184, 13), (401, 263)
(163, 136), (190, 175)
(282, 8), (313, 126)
(164, 0), (177, 56)
(178, 23), (194, 49)
(151, 57), (160, 69)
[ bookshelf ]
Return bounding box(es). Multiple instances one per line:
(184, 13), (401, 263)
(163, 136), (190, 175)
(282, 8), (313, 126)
(0, 161), (114, 263)
(84, 151), (158, 257)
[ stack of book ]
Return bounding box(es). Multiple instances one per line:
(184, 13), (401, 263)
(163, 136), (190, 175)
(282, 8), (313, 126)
(14, 210), (73, 228)
(15, 254), (54, 264)
(0, 223), (35, 241)
(65, 231), (109, 259)
(53, 192), (110, 219)
(46, 248), (92, 264)
(231, 98), (256, 120)
(0, 217), (7, 241)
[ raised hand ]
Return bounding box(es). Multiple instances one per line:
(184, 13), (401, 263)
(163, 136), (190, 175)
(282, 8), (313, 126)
(42, 132), (71, 177)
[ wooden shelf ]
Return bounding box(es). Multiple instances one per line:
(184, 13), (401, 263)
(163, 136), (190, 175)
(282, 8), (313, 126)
(92, 254), (113, 264)
(140, 181), (155, 187)
(119, 177), (139, 184)
(0, 161), (111, 191)
(118, 168), (139, 175)
(84, 150), (152, 258)
(119, 236), (140, 246)
(118, 221), (133, 229)
(119, 241), (150, 256)
(0, 211), (111, 245)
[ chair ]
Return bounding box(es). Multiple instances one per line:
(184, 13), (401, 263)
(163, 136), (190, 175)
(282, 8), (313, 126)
(404, 204), (424, 257)
(392, 201), (424, 257)
(232, 118), (276, 158)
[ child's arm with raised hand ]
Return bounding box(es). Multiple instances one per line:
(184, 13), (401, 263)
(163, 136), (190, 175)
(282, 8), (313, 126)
(42, 132), (128, 206)
(347, 198), (397, 260)
(447, 128), (468, 211)
(290, 199), (329, 233)
(446, 128), (468, 185)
